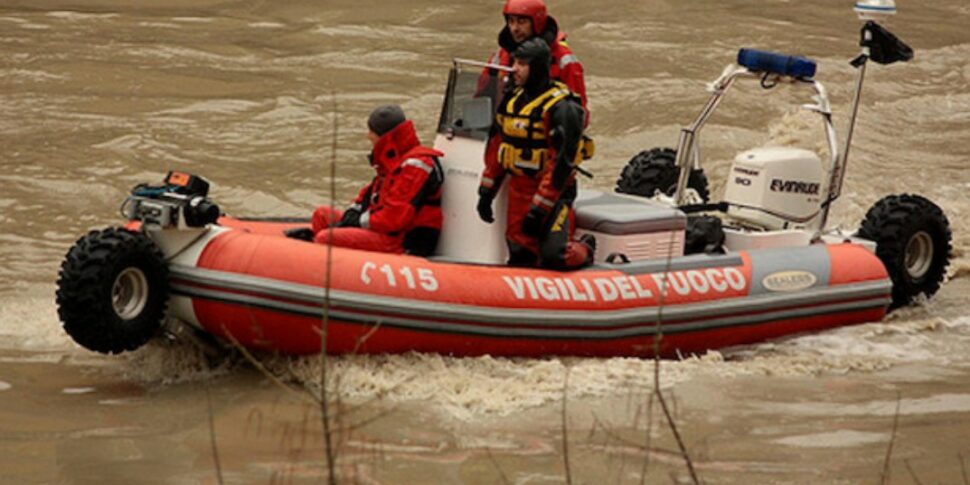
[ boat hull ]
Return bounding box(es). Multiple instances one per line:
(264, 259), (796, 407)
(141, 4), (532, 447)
(163, 219), (892, 357)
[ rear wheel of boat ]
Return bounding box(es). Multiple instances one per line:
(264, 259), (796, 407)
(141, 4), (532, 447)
(615, 147), (711, 202)
(857, 194), (951, 310)
(56, 227), (170, 353)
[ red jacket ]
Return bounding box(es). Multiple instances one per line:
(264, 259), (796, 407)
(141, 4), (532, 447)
(477, 16), (588, 114)
(356, 120), (444, 235)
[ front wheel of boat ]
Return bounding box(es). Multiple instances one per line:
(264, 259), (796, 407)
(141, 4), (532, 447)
(857, 194), (952, 310)
(56, 227), (170, 353)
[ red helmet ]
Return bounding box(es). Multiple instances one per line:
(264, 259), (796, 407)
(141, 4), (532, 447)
(503, 0), (548, 34)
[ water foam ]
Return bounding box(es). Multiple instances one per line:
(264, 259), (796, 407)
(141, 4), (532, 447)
(759, 393), (970, 417)
(773, 430), (888, 448)
(265, 353), (720, 421)
(46, 11), (119, 21)
(247, 325), (962, 421)
(82, 302), (967, 420)
(119, 339), (233, 386)
(249, 22), (284, 29)
(0, 69), (68, 83)
(62, 387), (96, 394)
(4, 283), (966, 420)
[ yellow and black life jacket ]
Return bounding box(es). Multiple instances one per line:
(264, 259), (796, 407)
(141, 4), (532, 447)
(496, 81), (591, 176)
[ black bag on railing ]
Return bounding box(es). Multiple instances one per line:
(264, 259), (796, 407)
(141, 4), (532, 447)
(862, 21), (914, 65)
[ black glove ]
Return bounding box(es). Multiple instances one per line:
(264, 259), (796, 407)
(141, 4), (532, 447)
(476, 188), (495, 224)
(335, 207), (362, 228)
(283, 227), (314, 241)
(521, 204), (548, 238)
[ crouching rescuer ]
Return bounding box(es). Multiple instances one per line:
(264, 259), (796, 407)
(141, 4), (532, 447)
(287, 105), (444, 256)
(477, 37), (595, 270)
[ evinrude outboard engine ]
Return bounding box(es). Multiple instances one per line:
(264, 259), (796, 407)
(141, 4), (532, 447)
(722, 147), (825, 230)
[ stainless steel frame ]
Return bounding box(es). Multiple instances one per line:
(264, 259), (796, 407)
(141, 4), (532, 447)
(670, 57), (869, 234)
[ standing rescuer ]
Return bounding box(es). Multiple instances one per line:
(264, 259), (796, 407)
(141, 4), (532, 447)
(478, 0), (588, 113)
(287, 105), (444, 256)
(477, 38), (595, 270)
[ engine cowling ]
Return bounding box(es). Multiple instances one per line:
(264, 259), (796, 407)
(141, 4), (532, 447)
(723, 147), (825, 230)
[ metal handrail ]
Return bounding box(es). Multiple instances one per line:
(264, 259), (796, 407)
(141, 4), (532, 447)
(671, 65), (842, 232)
(452, 58), (514, 73)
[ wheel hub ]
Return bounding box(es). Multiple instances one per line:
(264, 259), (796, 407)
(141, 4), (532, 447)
(112, 267), (149, 320)
(904, 231), (934, 280)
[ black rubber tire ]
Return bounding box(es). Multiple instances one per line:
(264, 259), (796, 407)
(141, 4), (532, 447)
(615, 147), (711, 202)
(56, 228), (170, 354)
(857, 194), (951, 310)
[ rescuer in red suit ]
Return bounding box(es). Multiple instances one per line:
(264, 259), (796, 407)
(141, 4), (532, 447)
(286, 105), (444, 256)
(476, 38), (594, 270)
(477, 0), (588, 114)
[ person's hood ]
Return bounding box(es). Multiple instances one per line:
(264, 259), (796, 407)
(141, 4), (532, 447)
(523, 51), (551, 96)
(497, 15), (560, 58)
(369, 120), (422, 174)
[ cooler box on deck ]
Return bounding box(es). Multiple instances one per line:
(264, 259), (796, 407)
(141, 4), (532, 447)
(574, 190), (686, 262)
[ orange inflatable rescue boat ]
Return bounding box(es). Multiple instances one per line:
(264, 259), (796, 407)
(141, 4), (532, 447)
(54, 170), (928, 358)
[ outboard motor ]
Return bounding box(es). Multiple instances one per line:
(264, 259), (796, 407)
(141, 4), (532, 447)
(121, 171), (220, 229)
(722, 146), (825, 230)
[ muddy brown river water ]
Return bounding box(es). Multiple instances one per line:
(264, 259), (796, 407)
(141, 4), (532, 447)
(1, 0), (969, 483)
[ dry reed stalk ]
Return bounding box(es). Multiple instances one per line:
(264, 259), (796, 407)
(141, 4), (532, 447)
(485, 448), (513, 485)
(223, 331), (315, 404)
(960, 452), (969, 485)
(903, 459), (924, 485)
(561, 365), (573, 485)
(638, 392), (657, 485)
(245, 407), (264, 438)
(205, 385), (225, 485)
(319, 89), (340, 484)
(590, 413), (679, 457)
(880, 392), (902, 485)
(647, 230), (700, 484)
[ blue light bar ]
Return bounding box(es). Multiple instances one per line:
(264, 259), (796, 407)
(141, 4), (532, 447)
(737, 48), (817, 79)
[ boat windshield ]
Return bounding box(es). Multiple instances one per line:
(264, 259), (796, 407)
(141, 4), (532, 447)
(436, 59), (508, 141)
